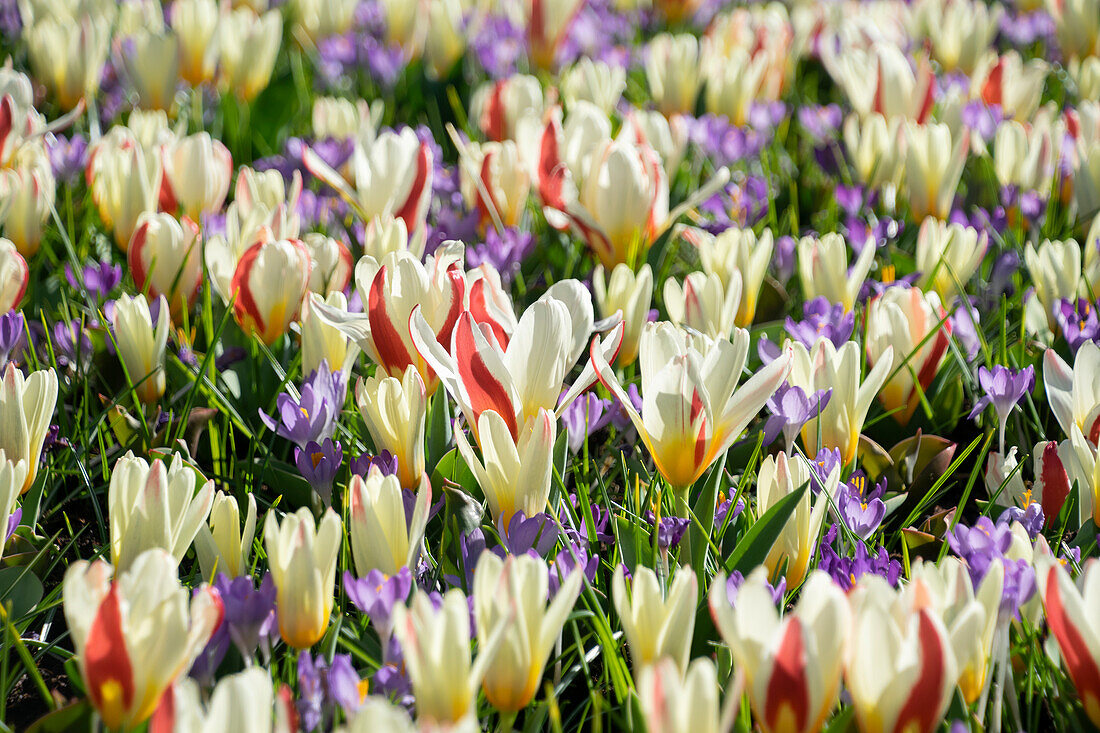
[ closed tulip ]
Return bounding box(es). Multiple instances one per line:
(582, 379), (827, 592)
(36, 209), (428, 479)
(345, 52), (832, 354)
(524, 0), (585, 69)
(758, 452), (840, 587)
(843, 113), (904, 190)
(302, 233), (353, 296)
(171, 0), (220, 86)
(797, 233), (876, 312)
(474, 553), (582, 711)
(218, 8), (282, 101)
(150, 668), (275, 733)
(122, 30), (181, 111)
(25, 16), (109, 110)
(355, 365), (426, 490)
(361, 215), (426, 261)
(592, 263), (652, 366)
(865, 286), (950, 425)
(914, 217), (988, 301)
(0, 156), (55, 257)
(108, 451), (214, 572)
(194, 490), (257, 581)
(1024, 238), (1082, 330)
(561, 59), (625, 116)
(162, 133), (232, 220)
(0, 364), (57, 494)
(0, 452), (26, 561)
(689, 226), (775, 327)
(645, 34), (702, 116)
(702, 45), (769, 127)
(471, 74), (544, 143)
(347, 467), (430, 577)
(230, 238), (312, 345)
(128, 212), (203, 319)
(904, 121), (969, 221)
(292, 0), (358, 43)
(1043, 341), (1100, 444)
(592, 322), (792, 493)
(113, 293), (170, 404)
(710, 569), (849, 733)
(62, 549), (221, 731)
(423, 0), (465, 80)
(612, 564), (697, 674)
(89, 142), (161, 252)
(457, 140), (531, 230)
(0, 238), (28, 313)
(918, 0), (1001, 74)
(263, 507), (342, 648)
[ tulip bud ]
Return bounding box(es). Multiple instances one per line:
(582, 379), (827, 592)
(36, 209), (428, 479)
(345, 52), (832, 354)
(664, 270), (743, 340)
(63, 550), (221, 730)
(561, 59), (625, 116)
(592, 263), (652, 366)
(904, 121), (969, 221)
(292, 0), (358, 43)
(759, 452), (839, 587)
(637, 658), (721, 733)
(230, 238), (313, 345)
(915, 217), (988, 301)
(347, 467), (430, 577)
(423, 0), (465, 80)
(0, 452), (27, 561)
(25, 16), (109, 110)
(263, 507), (342, 648)
(122, 30), (181, 111)
(128, 212), (203, 318)
(108, 451), (214, 571)
(171, 0), (220, 86)
(162, 132), (232, 219)
(194, 490), (257, 581)
(0, 156), (55, 257)
(992, 119), (1061, 197)
(472, 75), (545, 142)
(843, 113), (904, 189)
(919, 0), (1001, 74)
(645, 33), (702, 116)
(797, 232), (875, 312)
(302, 232), (353, 295)
(525, 0), (584, 69)
(0, 363), (58, 494)
(362, 214), (426, 261)
(312, 96), (375, 142)
(612, 564), (697, 673)
(702, 45), (769, 127)
(1024, 238), (1082, 331)
(301, 291), (357, 378)
(865, 286), (951, 425)
(89, 142), (162, 252)
(691, 226), (774, 327)
(0, 238), (28, 313)
(218, 8), (282, 102)
(355, 365), (427, 491)
(113, 293), (170, 404)
(474, 553), (583, 712)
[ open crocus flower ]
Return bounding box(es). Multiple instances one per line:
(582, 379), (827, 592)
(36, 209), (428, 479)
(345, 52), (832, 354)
(710, 569), (849, 733)
(0, 363), (58, 494)
(108, 451), (214, 572)
(128, 212), (203, 319)
(1034, 536), (1100, 728)
(0, 238), (28, 313)
(865, 286), (950, 425)
(903, 121), (969, 222)
(311, 245), (466, 396)
(1044, 341), (1100, 444)
(473, 553), (583, 712)
(684, 226), (774, 328)
(347, 466), (430, 577)
(908, 557), (1004, 704)
(62, 549), (222, 731)
(355, 365), (427, 490)
(113, 293), (170, 405)
(663, 270), (743, 341)
(915, 217), (988, 302)
(797, 233), (876, 313)
(194, 490), (257, 581)
(263, 507), (342, 649)
(591, 321), (792, 493)
(845, 575), (972, 733)
(230, 238), (312, 345)
(456, 407), (555, 526)
(758, 452), (840, 587)
(612, 564), (697, 674)
(637, 657), (721, 733)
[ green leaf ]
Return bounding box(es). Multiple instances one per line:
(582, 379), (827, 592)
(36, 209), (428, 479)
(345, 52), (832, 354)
(723, 483), (807, 576)
(0, 566), (44, 620)
(615, 514), (655, 572)
(690, 454), (727, 576)
(25, 701), (93, 733)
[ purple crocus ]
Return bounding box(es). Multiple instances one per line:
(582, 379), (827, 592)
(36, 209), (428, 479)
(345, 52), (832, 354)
(351, 450), (398, 478)
(46, 134), (88, 183)
(297, 651), (362, 732)
(66, 262), (122, 300)
(52, 319), (92, 373)
(189, 602), (230, 687)
(1055, 298), (1100, 352)
(295, 438), (343, 507)
(763, 384), (831, 451)
(818, 528), (902, 591)
(550, 540), (597, 596)
(5, 508), (21, 544)
(950, 300), (982, 361)
(785, 297), (855, 349)
(466, 227), (536, 286)
(809, 448), (843, 494)
(561, 392), (612, 453)
(725, 570), (785, 607)
(0, 312), (25, 368)
(344, 567), (413, 638)
(999, 502), (1044, 539)
(497, 511), (559, 558)
(837, 475), (887, 539)
(260, 382), (337, 449)
(968, 364), (1035, 453)
(214, 573), (277, 663)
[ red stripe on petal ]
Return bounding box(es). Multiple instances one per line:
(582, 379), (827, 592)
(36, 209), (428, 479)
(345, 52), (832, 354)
(1047, 566), (1100, 711)
(892, 609), (946, 733)
(980, 59), (1004, 108)
(468, 278), (508, 349)
(455, 313), (517, 440)
(127, 220), (150, 292)
(393, 144), (430, 230)
(230, 241), (267, 338)
(763, 618), (810, 733)
(149, 683), (175, 733)
(435, 263), (467, 349)
(85, 584), (135, 715)
(0, 96), (13, 161)
(368, 264), (415, 375)
(1040, 441), (1071, 528)
(483, 81), (507, 142)
(538, 116), (568, 215)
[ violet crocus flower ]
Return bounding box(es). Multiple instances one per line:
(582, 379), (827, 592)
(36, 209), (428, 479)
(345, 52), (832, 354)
(785, 297), (854, 349)
(66, 262), (122, 300)
(260, 374), (339, 449)
(968, 364), (1035, 454)
(214, 573), (277, 663)
(344, 567), (412, 637)
(797, 104), (843, 144)
(946, 516), (1039, 616)
(5, 508), (21, 544)
(818, 527), (902, 591)
(550, 540), (598, 596)
(295, 438), (343, 507)
(809, 448), (843, 495)
(714, 495), (744, 528)
(999, 502), (1044, 540)
(467, 227), (535, 286)
(725, 570), (785, 607)
(561, 392), (612, 453)
(189, 606), (230, 687)
(763, 384), (832, 451)
(298, 651), (362, 732)
(469, 12), (526, 78)
(837, 478), (887, 539)
(607, 384), (643, 433)
(52, 320), (92, 373)
(351, 450), (398, 478)
(950, 299), (982, 361)
(1055, 298), (1100, 352)
(496, 511), (560, 558)
(0, 312), (25, 369)
(47, 134), (88, 183)
(641, 512), (689, 551)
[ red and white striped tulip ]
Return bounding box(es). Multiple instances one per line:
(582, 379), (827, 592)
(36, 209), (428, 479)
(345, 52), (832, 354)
(1044, 341), (1100, 444)
(524, 0), (585, 69)
(823, 41), (934, 123)
(0, 155), (55, 257)
(230, 238), (312, 345)
(710, 569), (849, 733)
(62, 549), (222, 731)
(0, 238), (28, 313)
(637, 657), (721, 733)
(302, 233), (353, 296)
(472, 74), (545, 142)
(974, 52), (1049, 123)
(128, 212), (203, 319)
(865, 286), (951, 425)
(457, 139), (532, 231)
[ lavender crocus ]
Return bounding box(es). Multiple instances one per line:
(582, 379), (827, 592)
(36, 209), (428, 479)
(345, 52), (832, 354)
(763, 383), (831, 452)
(260, 383), (337, 449)
(189, 606), (230, 687)
(785, 297), (855, 349)
(214, 573), (277, 663)
(66, 262), (122, 300)
(809, 448), (843, 495)
(818, 528), (902, 591)
(1055, 298), (1100, 353)
(836, 475), (887, 539)
(46, 134), (88, 183)
(497, 511), (560, 558)
(0, 312), (25, 368)
(5, 508), (21, 544)
(561, 392), (612, 453)
(298, 651), (362, 732)
(344, 567), (413, 637)
(968, 364), (1035, 453)
(295, 439), (343, 507)
(725, 570), (785, 607)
